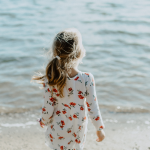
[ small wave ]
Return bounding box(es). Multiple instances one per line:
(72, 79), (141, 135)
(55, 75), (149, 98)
(0, 105), (149, 115)
(116, 39), (149, 47)
(0, 106), (42, 114)
(109, 19), (150, 25)
(96, 30), (138, 37)
(0, 57), (19, 63)
(107, 3), (123, 8)
(1, 121), (37, 128)
(0, 13), (16, 18)
(0, 55), (37, 64)
(0, 36), (23, 42)
(99, 105), (150, 113)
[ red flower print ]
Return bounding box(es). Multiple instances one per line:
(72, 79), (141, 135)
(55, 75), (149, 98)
(80, 106), (84, 110)
(61, 120), (65, 125)
(74, 76), (79, 80)
(78, 91), (82, 94)
(73, 112), (79, 119)
(68, 87), (72, 91)
(73, 114), (77, 118)
(78, 95), (84, 99)
(95, 116), (100, 121)
(85, 73), (89, 76)
(88, 108), (91, 111)
(75, 138), (81, 143)
(70, 102), (76, 106)
(99, 126), (104, 129)
(53, 88), (57, 92)
(60, 125), (64, 128)
(47, 88), (50, 92)
(56, 110), (61, 115)
(67, 130), (71, 133)
(51, 125), (53, 129)
(64, 104), (69, 107)
(84, 116), (86, 120)
(64, 104), (70, 108)
(73, 133), (77, 137)
(75, 139), (80, 143)
(94, 97), (96, 101)
(58, 136), (64, 139)
(42, 117), (45, 121)
(75, 139), (78, 143)
(42, 108), (46, 111)
(68, 116), (72, 121)
(60, 146), (63, 150)
(56, 94), (60, 96)
(62, 110), (67, 114)
(86, 102), (90, 107)
(49, 134), (53, 139)
(79, 126), (81, 130)
(68, 140), (73, 145)
(49, 115), (53, 119)
(50, 139), (53, 142)
(50, 97), (54, 102)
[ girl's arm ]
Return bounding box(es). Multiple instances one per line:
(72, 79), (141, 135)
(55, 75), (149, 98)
(85, 73), (105, 131)
(39, 78), (54, 127)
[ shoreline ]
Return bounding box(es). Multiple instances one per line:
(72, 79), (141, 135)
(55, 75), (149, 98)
(0, 104), (150, 114)
(0, 109), (150, 150)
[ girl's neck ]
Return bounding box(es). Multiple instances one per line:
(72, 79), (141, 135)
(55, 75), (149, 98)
(68, 67), (80, 78)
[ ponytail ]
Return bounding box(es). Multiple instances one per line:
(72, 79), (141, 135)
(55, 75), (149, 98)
(46, 57), (67, 98)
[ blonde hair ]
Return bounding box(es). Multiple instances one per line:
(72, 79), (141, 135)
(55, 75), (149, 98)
(31, 28), (85, 98)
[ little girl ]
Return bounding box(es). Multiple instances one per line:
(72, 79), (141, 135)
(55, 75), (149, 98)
(32, 28), (105, 150)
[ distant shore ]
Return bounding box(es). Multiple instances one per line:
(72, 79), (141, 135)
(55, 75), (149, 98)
(0, 109), (150, 150)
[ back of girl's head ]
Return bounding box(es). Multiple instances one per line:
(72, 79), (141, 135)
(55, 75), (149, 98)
(52, 28), (84, 62)
(31, 28), (85, 98)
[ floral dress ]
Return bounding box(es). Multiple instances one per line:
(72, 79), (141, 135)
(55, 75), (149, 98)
(39, 71), (105, 150)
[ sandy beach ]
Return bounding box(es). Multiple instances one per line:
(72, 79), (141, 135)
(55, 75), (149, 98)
(0, 109), (150, 150)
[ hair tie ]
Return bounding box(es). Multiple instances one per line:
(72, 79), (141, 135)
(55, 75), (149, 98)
(55, 55), (60, 60)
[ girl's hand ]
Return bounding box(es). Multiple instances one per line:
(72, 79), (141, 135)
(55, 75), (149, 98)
(96, 130), (105, 142)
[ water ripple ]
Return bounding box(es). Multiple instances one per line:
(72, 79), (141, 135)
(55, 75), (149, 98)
(0, 0), (150, 113)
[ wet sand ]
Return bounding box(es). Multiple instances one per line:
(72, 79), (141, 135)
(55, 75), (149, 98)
(0, 109), (150, 150)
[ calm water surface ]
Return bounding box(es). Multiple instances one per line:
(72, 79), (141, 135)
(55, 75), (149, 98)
(0, 0), (150, 113)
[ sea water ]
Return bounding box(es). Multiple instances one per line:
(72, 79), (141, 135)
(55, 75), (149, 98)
(0, 0), (150, 113)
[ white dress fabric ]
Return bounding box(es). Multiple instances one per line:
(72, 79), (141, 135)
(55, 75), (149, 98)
(40, 71), (105, 150)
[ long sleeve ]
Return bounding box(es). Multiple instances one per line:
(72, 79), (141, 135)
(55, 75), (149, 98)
(40, 77), (54, 126)
(85, 73), (105, 131)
